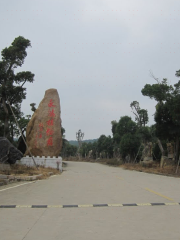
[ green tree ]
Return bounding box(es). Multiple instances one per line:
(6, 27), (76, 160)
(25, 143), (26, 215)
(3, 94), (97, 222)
(61, 141), (78, 157)
(97, 135), (107, 153)
(111, 120), (118, 136)
(79, 142), (93, 157)
(111, 116), (145, 161)
(113, 133), (121, 145)
(61, 127), (69, 156)
(116, 116), (137, 139)
(97, 135), (114, 158)
(111, 120), (120, 146)
(153, 141), (167, 162)
(0, 101), (24, 141)
(141, 71), (180, 162)
(91, 141), (98, 159)
(61, 127), (65, 139)
(141, 78), (173, 103)
(130, 101), (149, 127)
(136, 126), (152, 144)
(120, 133), (141, 161)
(0, 36), (34, 139)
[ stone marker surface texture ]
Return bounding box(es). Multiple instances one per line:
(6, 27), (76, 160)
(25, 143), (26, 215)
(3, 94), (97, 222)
(25, 89), (62, 157)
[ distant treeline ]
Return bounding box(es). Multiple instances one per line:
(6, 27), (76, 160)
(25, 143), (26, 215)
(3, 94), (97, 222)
(68, 139), (98, 146)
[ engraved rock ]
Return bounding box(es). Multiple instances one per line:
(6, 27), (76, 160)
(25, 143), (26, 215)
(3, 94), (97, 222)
(25, 89), (62, 157)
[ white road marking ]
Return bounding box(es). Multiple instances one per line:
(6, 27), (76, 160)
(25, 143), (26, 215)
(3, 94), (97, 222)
(0, 181), (36, 192)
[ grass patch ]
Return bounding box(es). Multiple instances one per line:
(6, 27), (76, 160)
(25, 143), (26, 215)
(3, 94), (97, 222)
(0, 164), (61, 179)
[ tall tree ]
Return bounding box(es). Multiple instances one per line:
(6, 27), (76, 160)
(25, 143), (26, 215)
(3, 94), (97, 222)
(61, 141), (78, 158)
(111, 120), (118, 136)
(0, 36), (34, 139)
(96, 135), (113, 158)
(116, 116), (137, 139)
(120, 133), (141, 161)
(141, 71), (180, 162)
(130, 101), (149, 127)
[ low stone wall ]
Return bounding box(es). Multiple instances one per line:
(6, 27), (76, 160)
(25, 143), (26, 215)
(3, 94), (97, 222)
(17, 156), (63, 172)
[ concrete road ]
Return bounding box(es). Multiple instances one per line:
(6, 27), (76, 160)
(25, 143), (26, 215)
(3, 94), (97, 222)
(0, 161), (180, 240)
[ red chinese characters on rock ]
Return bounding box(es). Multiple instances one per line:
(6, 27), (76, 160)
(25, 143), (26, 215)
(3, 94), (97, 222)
(48, 99), (55, 108)
(34, 123), (44, 148)
(47, 137), (53, 146)
(38, 133), (42, 139)
(39, 123), (43, 131)
(47, 119), (54, 126)
(47, 99), (55, 147)
(46, 128), (54, 136)
(48, 109), (55, 118)
(38, 123), (43, 138)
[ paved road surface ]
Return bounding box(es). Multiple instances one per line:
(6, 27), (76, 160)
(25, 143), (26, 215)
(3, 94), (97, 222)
(0, 161), (180, 240)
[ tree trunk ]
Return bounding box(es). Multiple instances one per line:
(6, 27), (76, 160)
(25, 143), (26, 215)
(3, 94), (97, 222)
(175, 135), (179, 164)
(157, 138), (165, 168)
(129, 154), (132, 163)
(10, 123), (14, 141)
(157, 138), (164, 155)
(2, 98), (10, 138)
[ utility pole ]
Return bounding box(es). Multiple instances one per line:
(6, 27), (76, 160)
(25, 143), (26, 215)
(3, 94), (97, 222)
(76, 129), (84, 160)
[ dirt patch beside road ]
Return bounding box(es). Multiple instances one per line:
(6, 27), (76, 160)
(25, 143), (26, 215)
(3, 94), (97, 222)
(121, 162), (180, 177)
(64, 157), (180, 177)
(0, 164), (60, 179)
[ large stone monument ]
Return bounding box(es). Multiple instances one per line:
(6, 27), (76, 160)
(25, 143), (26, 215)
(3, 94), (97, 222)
(25, 89), (62, 157)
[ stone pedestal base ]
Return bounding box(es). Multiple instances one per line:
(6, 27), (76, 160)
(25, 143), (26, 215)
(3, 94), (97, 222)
(17, 156), (63, 172)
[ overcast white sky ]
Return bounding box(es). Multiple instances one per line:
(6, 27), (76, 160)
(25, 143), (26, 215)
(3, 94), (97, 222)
(1, 0), (180, 140)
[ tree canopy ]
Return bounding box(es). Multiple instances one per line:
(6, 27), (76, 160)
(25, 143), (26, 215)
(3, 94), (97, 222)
(116, 116), (137, 139)
(0, 36), (34, 139)
(141, 71), (180, 162)
(130, 101), (149, 127)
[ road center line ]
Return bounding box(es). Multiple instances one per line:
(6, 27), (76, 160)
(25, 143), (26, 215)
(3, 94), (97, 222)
(0, 181), (36, 192)
(145, 188), (174, 201)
